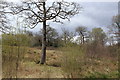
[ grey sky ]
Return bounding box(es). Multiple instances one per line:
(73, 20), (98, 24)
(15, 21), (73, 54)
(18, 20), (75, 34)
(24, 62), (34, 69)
(28, 2), (118, 34)
(4, 0), (118, 34)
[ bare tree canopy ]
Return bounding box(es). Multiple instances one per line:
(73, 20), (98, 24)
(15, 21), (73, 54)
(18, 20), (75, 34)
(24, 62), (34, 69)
(2, 0), (81, 28)
(112, 15), (120, 45)
(1, 0), (81, 64)
(0, 1), (11, 33)
(112, 15), (120, 29)
(76, 26), (87, 44)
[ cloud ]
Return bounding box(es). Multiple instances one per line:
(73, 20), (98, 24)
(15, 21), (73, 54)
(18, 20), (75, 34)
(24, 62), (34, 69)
(4, 1), (118, 34)
(33, 2), (118, 34)
(48, 0), (119, 2)
(23, 2), (118, 34)
(43, 2), (118, 33)
(82, 2), (118, 25)
(5, 0), (120, 2)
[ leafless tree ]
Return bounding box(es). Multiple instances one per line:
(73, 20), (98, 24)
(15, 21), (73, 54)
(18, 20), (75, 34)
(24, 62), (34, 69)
(61, 28), (75, 44)
(0, 1), (11, 33)
(2, 0), (81, 64)
(112, 15), (120, 46)
(76, 26), (87, 44)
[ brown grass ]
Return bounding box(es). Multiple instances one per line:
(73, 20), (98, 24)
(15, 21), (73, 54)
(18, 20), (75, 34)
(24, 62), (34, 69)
(2, 46), (119, 78)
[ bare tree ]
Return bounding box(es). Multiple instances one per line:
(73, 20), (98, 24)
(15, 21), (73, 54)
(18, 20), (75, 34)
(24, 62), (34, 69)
(76, 26), (87, 44)
(112, 15), (120, 46)
(0, 1), (11, 33)
(2, 0), (81, 64)
(61, 28), (75, 44)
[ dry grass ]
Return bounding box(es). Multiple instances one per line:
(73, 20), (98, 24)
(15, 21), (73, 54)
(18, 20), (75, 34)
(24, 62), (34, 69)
(12, 47), (63, 78)
(0, 46), (2, 79)
(2, 46), (119, 78)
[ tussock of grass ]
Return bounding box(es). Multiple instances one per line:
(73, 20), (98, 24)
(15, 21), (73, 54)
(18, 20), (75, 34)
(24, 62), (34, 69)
(59, 43), (85, 78)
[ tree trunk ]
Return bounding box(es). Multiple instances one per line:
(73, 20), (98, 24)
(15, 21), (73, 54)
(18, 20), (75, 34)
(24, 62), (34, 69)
(82, 36), (84, 44)
(40, 2), (46, 64)
(118, 27), (120, 47)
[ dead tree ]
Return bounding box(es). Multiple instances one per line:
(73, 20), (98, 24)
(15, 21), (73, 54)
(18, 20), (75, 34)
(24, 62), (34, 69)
(2, 0), (81, 64)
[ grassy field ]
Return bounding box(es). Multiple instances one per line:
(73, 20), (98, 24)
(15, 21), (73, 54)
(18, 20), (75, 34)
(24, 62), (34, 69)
(2, 46), (119, 78)
(17, 47), (63, 78)
(0, 46), (2, 79)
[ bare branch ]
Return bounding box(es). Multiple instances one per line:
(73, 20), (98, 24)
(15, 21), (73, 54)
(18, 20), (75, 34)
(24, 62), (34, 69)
(1, 0), (81, 31)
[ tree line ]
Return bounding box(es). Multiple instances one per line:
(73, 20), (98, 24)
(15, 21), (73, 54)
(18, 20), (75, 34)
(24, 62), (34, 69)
(2, 25), (114, 48)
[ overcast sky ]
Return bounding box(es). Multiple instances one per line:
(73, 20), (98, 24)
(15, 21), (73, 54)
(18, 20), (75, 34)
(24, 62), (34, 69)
(5, 0), (118, 34)
(26, 1), (118, 34)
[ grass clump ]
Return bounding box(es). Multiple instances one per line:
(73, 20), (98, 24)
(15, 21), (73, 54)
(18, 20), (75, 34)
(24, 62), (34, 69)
(2, 33), (30, 78)
(60, 43), (85, 78)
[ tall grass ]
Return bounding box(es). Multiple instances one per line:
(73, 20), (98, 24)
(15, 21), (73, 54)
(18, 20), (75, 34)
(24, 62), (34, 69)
(60, 43), (85, 78)
(2, 33), (30, 78)
(59, 42), (119, 78)
(0, 37), (2, 79)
